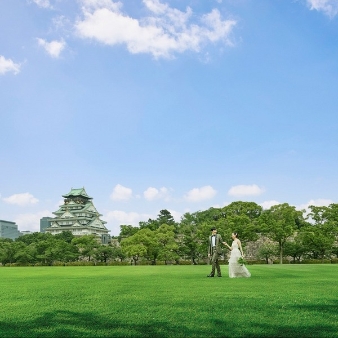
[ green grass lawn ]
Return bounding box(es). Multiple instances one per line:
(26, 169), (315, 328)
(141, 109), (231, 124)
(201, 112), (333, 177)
(0, 265), (337, 337)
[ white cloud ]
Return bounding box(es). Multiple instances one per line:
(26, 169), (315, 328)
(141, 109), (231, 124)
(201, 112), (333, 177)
(15, 210), (53, 232)
(37, 38), (66, 58)
(212, 201), (230, 208)
(0, 55), (21, 75)
(260, 200), (280, 210)
(75, 0), (236, 58)
(104, 210), (153, 235)
(3, 193), (39, 206)
(167, 209), (182, 222)
(228, 184), (265, 197)
(296, 198), (334, 214)
(31, 0), (53, 9)
(110, 184), (133, 201)
(307, 0), (338, 17)
(184, 185), (217, 202)
(105, 210), (152, 224)
(143, 186), (170, 201)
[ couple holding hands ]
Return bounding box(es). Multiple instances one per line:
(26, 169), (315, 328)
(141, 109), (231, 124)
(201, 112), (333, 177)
(207, 227), (251, 278)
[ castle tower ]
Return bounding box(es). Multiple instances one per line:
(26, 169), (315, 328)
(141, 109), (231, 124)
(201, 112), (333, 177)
(45, 188), (110, 241)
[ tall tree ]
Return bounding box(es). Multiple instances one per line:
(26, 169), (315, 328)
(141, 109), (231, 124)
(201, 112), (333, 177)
(118, 225), (140, 241)
(156, 224), (178, 264)
(260, 203), (302, 264)
(178, 212), (202, 264)
(139, 210), (177, 232)
(121, 228), (158, 264)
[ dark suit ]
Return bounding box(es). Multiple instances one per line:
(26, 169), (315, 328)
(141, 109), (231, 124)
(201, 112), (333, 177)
(208, 234), (224, 276)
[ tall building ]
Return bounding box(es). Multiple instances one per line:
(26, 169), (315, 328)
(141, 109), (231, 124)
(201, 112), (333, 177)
(40, 217), (52, 233)
(45, 187), (110, 242)
(0, 220), (20, 240)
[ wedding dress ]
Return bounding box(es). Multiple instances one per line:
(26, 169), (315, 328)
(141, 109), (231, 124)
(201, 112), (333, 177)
(228, 240), (251, 278)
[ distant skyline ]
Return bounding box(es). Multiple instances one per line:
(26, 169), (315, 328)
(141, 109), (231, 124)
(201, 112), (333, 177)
(1, 0), (338, 235)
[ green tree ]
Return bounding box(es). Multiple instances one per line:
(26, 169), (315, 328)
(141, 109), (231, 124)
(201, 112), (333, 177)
(139, 210), (177, 232)
(0, 239), (17, 265)
(257, 242), (278, 264)
(283, 238), (305, 263)
(14, 243), (38, 265)
(301, 204), (338, 260)
(118, 225), (140, 241)
(156, 224), (178, 264)
(110, 241), (126, 262)
(72, 235), (99, 261)
(178, 212), (202, 264)
(16, 232), (54, 245)
(222, 201), (262, 242)
(121, 228), (157, 265)
(260, 203), (302, 264)
(54, 231), (75, 244)
(94, 245), (115, 263)
(35, 238), (77, 265)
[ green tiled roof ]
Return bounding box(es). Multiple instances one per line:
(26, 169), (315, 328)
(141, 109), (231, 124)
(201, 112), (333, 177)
(62, 187), (92, 199)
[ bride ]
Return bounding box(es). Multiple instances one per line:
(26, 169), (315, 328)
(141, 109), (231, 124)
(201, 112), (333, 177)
(225, 232), (251, 278)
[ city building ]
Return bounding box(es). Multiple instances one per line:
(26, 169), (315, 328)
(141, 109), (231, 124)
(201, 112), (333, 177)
(0, 220), (20, 240)
(19, 230), (33, 236)
(40, 217), (52, 233)
(45, 187), (110, 243)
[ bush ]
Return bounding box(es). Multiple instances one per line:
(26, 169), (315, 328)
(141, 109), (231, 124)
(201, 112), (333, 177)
(64, 261), (95, 266)
(272, 260), (291, 264)
(107, 261), (130, 266)
(176, 260), (195, 265)
(197, 261), (208, 265)
(136, 260), (151, 265)
(246, 260), (266, 265)
(301, 259), (331, 264)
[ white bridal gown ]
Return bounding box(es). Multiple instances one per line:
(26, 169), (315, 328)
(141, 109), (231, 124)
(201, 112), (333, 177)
(228, 241), (251, 278)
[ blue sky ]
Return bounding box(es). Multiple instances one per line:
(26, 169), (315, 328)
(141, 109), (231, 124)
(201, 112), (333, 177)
(1, 0), (338, 235)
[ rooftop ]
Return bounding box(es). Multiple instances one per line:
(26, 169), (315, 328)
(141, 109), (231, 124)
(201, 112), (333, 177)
(62, 187), (93, 199)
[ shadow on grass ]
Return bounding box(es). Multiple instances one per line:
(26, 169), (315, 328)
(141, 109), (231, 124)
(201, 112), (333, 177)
(0, 308), (337, 338)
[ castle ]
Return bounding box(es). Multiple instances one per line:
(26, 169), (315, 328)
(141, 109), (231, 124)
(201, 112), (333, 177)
(45, 188), (110, 243)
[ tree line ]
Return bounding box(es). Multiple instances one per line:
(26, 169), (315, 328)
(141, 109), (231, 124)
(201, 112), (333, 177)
(1, 202), (337, 266)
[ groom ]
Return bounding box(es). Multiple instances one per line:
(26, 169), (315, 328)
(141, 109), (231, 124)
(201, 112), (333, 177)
(207, 227), (227, 277)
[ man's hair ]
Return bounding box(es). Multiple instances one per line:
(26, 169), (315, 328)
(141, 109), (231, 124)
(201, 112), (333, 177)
(210, 227), (217, 231)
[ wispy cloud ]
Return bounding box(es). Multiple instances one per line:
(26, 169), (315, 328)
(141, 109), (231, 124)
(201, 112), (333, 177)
(37, 38), (66, 58)
(0, 55), (21, 75)
(110, 184), (133, 201)
(3, 193), (39, 206)
(75, 0), (236, 58)
(184, 185), (217, 202)
(31, 0), (53, 9)
(306, 0), (338, 18)
(228, 184), (265, 197)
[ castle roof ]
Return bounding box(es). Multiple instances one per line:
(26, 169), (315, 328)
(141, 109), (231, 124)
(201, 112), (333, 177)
(62, 187), (92, 199)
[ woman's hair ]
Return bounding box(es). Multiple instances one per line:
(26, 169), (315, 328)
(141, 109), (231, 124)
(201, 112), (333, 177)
(232, 232), (239, 238)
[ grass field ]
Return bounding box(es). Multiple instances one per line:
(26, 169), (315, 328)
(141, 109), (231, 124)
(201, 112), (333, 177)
(0, 265), (337, 337)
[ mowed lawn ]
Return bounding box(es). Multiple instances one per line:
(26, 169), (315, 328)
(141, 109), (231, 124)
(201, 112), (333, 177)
(0, 265), (337, 337)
